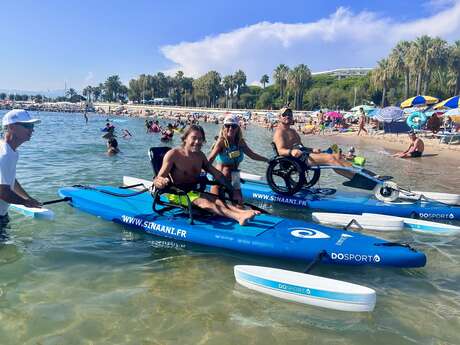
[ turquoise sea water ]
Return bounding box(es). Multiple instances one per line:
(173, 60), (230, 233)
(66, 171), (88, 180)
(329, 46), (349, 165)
(0, 111), (459, 345)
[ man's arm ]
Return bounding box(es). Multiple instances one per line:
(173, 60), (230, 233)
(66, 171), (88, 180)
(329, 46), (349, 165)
(153, 150), (175, 189)
(14, 180), (33, 200)
(273, 130), (308, 158)
(0, 184), (41, 208)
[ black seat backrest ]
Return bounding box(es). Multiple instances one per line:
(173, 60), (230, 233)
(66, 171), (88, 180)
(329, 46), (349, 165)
(271, 142), (279, 156)
(149, 147), (171, 176)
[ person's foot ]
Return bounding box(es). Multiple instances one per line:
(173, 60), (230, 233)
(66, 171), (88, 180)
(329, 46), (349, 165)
(238, 210), (259, 226)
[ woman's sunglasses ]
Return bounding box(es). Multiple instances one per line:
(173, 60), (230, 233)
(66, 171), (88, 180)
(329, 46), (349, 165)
(281, 112), (293, 117)
(224, 124), (238, 129)
(17, 123), (34, 129)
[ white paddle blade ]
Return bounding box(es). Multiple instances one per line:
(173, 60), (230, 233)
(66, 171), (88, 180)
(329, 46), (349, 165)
(123, 176), (152, 189)
(234, 265), (376, 312)
(401, 191), (460, 206)
(312, 212), (404, 231)
(240, 172), (264, 181)
(9, 204), (54, 220)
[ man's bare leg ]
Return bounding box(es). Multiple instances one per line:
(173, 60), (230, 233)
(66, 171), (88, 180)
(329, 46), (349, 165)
(308, 153), (355, 179)
(193, 194), (260, 225)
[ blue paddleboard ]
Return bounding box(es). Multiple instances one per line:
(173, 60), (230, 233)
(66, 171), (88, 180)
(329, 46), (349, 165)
(239, 179), (460, 221)
(58, 185), (426, 268)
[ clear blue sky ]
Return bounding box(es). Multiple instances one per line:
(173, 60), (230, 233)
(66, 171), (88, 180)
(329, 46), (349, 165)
(0, 0), (458, 92)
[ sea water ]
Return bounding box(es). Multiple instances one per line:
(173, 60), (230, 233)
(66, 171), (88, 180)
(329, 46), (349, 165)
(0, 111), (459, 345)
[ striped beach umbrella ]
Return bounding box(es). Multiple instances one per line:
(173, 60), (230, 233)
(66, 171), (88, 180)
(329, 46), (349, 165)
(400, 95), (439, 108)
(374, 106), (404, 123)
(433, 95), (460, 110)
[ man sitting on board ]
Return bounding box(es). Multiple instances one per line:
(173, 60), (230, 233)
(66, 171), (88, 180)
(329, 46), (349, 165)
(0, 110), (42, 228)
(392, 130), (424, 158)
(273, 107), (355, 179)
(153, 125), (260, 226)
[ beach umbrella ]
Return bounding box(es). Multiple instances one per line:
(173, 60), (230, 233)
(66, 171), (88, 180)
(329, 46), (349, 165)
(400, 95), (439, 108)
(374, 106), (404, 123)
(343, 112), (357, 119)
(350, 105), (375, 113)
(433, 95), (460, 109)
(443, 108), (460, 116)
(325, 111), (343, 119)
(367, 108), (379, 118)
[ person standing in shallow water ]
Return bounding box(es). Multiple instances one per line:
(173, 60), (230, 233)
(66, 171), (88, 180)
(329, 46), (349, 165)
(107, 138), (120, 156)
(0, 109), (42, 230)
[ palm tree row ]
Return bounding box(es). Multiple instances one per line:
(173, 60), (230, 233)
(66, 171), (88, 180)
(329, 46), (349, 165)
(372, 35), (460, 106)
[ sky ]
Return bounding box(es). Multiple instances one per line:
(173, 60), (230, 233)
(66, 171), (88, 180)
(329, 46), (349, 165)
(1, 0), (460, 93)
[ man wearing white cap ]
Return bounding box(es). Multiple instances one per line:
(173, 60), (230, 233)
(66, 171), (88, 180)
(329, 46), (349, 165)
(0, 109), (42, 227)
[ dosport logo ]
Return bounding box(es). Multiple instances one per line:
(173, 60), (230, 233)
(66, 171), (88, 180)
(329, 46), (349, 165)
(331, 252), (381, 263)
(418, 212), (455, 219)
(290, 228), (330, 239)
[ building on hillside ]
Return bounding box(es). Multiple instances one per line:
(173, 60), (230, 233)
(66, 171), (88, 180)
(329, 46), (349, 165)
(312, 68), (373, 79)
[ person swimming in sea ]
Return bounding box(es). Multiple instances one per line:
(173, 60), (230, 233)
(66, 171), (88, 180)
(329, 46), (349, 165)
(107, 138), (120, 156)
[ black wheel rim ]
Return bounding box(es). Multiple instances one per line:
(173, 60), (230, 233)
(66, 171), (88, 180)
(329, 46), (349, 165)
(266, 158), (305, 195)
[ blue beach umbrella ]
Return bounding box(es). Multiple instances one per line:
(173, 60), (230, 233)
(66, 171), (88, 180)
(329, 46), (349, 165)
(400, 95), (439, 108)
(367, 108), (379, 118)
(374, 106), (404, 123)
(434, 95), (460, 110)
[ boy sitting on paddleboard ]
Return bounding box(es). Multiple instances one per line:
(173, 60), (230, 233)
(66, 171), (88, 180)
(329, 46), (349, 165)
(153, 125), (260, 225)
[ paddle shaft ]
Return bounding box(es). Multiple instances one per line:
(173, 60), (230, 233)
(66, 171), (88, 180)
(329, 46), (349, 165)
(43, 197), (71, 205)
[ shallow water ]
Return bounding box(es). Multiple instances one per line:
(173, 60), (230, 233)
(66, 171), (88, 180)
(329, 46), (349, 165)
(0, 111), (459, 345)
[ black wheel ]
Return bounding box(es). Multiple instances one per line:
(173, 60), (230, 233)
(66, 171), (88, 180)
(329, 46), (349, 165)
(266, 157), (306, 195)
(304, 167), (321, 188)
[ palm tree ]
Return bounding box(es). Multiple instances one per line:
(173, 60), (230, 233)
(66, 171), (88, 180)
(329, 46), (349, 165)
(422, 37), (448, 94)
(389, 41), (411, 99)
(260, 74), (269, 89)
(273, 64), (290, 100)
(448, 40), (460, 95)
(66, 88), (77, 100)
(104, 75), (123, 102)
(372, 58), (391, 107)
(222, 75), (233, 108)
(233, 70), (247, 107)
(287, 64), (312, 109)
(82, 86), (93, 103)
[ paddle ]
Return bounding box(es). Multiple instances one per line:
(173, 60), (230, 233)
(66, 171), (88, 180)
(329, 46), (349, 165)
(43, 197), (71, 205)
(9, 196), (72, 220)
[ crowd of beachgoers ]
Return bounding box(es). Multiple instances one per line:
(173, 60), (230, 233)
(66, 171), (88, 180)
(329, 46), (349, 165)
(2, 99), (460, 156)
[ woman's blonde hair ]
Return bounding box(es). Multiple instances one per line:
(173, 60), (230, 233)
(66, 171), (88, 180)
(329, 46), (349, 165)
(217, 123), (243, 147)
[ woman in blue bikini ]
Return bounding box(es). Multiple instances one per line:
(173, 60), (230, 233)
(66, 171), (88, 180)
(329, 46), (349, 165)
(208, 115), (268, 205)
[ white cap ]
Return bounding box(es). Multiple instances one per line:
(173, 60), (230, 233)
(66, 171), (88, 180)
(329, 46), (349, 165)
(2, 109), (41, 127)
(223, 115), (239, 126)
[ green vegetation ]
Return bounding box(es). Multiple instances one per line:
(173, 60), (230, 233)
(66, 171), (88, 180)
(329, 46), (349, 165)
(4, 36), (458, 110)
